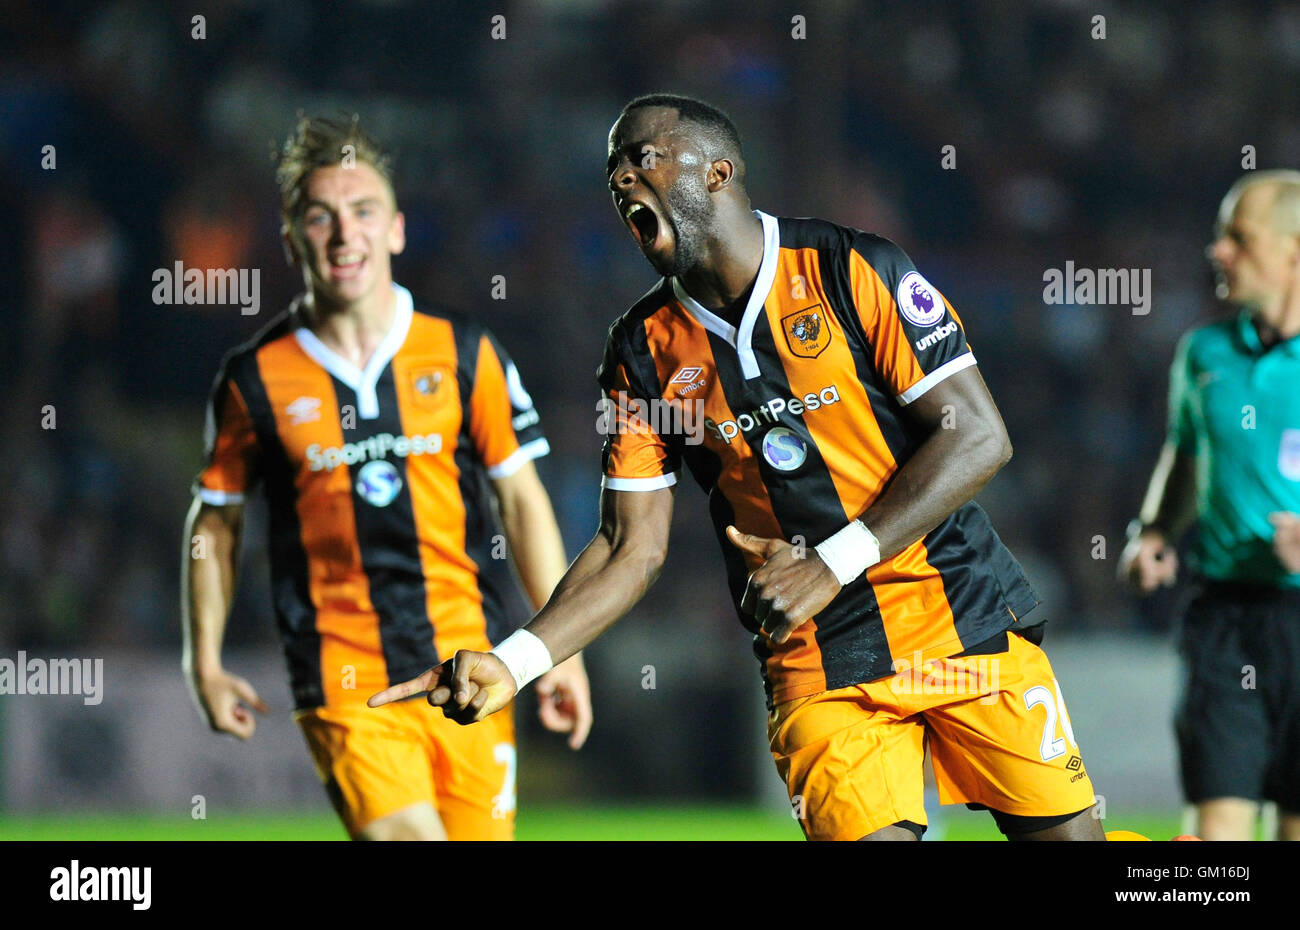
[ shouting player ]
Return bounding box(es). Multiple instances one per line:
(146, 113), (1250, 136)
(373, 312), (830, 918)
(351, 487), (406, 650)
(371, 95), (1102, 840)
(182, 115), (591, 841)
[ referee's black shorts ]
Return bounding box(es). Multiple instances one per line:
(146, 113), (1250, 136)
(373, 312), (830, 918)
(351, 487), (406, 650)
(1175, 578), (1300, 810)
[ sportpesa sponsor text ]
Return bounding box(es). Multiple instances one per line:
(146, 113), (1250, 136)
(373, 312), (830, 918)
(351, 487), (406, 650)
(707, 384), (842, 442)
(307, 433), (442, 471)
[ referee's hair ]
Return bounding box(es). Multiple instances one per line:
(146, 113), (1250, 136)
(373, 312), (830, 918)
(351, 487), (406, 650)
(1221, 169), (1300, 236)
(621, 93), (744, 174)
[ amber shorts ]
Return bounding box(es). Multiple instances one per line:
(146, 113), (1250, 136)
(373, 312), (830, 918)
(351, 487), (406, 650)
(296, 697), (516, 840)
(768, 631), (1096, 840)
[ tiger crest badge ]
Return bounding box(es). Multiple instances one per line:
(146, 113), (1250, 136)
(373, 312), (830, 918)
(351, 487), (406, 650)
(782, 304), (831, 358)
(410, 366), (452, 407)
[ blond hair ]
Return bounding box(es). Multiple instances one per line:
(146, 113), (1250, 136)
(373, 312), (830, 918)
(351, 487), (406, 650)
(275, 113), (395, 228)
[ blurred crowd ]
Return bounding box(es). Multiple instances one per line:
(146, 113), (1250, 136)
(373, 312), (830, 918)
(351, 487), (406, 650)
(2, 0), (1297, 653)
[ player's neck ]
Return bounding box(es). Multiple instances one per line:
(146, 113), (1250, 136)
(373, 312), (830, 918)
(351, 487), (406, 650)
(676, 208), (764, 316)
(305, 282), (397, 369)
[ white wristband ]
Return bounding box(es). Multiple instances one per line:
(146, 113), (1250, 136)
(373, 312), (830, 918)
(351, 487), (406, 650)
(814, 519), (882, 586)
(490, 629), (554, 691)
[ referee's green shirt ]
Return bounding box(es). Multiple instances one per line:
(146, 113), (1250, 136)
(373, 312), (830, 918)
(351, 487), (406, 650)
(1168, 310), (1300, 588)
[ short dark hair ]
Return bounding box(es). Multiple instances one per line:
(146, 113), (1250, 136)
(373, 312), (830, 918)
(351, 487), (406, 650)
(621, 93), (743, 164)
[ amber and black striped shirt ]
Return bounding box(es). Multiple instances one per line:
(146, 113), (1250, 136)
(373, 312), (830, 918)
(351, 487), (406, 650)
(195, 283), (548, 710)
(598, 212), (1038, 707)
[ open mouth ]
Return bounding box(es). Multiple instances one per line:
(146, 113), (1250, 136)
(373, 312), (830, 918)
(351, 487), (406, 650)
(623, 202), (660, 248)
(329, 252), (366, 279)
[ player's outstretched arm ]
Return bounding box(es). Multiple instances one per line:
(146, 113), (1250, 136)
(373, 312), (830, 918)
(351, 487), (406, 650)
(369, 485), (674, 723)
(181, 497), (269, 739)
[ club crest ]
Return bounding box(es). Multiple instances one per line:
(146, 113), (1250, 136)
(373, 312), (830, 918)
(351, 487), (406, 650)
(410, 366), (452, 407)
(782, 304), (831, 358)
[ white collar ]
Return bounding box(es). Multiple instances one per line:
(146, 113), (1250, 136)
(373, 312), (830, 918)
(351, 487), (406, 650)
(670, 210), (779, 380)
(294, 283), (414, 419)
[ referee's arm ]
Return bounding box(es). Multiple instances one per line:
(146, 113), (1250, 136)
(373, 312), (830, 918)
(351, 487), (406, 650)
(1121, 443), (1198, 593)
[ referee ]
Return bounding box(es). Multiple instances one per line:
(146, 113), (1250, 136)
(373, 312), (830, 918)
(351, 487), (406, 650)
(1121, 170), (1300, 841)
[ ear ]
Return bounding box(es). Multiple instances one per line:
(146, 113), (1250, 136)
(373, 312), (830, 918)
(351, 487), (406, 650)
(707, 158), (735, 193)
(389, 210), (406, 256)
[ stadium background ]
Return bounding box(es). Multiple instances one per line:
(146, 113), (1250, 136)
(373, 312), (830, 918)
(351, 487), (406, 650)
(0, 0), (1295, 839)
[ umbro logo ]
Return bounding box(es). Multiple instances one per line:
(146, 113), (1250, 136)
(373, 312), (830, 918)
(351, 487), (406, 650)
(286, 396), (321, 426)
(669, 366), (707, 395)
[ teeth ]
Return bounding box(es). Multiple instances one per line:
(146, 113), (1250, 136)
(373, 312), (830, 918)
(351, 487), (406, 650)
(333, 254), (363, 265)
(624, 203), (646, 221)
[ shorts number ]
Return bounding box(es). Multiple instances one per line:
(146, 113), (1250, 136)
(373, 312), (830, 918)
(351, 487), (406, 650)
(1024, 678), (1078, 762)
(491, 743), (516, 819)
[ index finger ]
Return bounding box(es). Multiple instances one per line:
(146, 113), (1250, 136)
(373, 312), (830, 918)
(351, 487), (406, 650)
(367, 665), (442, 707)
